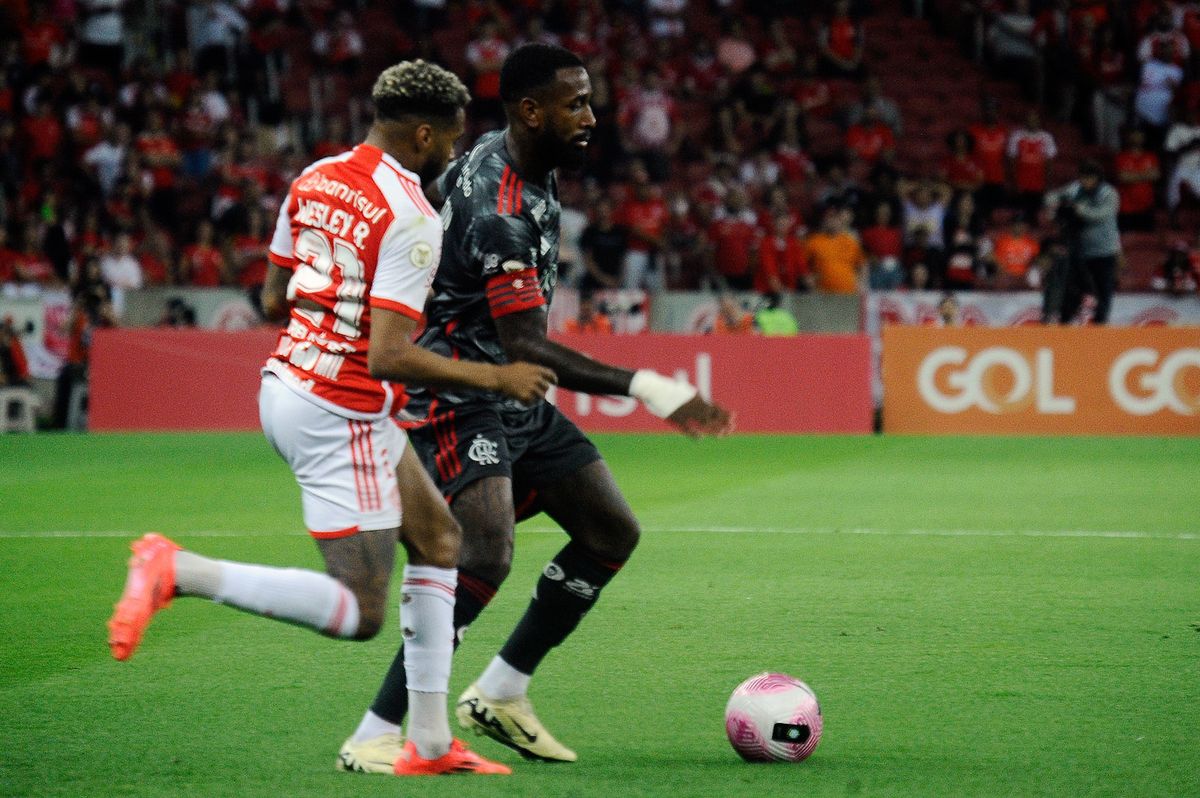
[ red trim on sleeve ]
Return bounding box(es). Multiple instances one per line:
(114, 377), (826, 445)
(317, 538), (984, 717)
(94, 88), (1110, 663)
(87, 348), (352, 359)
(497, 166), (512, 214)
(268, 251), (296, 269)
(369, 296), (423, 320)
(310, 525), (360, 540)
(486, 269), (546, 318)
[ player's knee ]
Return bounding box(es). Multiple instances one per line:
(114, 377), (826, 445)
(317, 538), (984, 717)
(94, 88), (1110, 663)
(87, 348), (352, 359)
(579, 508), (640, 563)
(459, 523), (514, 586)
(352, 610), (385, 641)
(606, 512), (641, 561)
(404, 513), (462, 569)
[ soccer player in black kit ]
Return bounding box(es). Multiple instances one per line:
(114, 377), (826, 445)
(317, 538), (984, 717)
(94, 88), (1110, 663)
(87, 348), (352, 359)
(337, 44), (733, 772)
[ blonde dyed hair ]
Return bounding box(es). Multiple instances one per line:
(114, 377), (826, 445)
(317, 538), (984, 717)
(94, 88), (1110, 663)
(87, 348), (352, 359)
(371, 60), (470, 121)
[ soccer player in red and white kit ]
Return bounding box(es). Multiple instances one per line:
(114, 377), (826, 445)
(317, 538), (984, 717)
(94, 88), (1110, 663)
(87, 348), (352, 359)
(106, 61), (556, 776)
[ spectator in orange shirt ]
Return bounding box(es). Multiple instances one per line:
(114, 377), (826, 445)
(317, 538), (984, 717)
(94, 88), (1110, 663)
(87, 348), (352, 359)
(562, 295), (613, 334)
(756, 213), (812, 294)
(805, 204), (866, 294)
(988, 216), (1041, 288)
(711, 294), (755, 334)
(1113, 128), (1160, 231)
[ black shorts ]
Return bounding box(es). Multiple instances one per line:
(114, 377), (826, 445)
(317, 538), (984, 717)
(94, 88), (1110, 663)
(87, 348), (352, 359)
(407, 402), (601, 520)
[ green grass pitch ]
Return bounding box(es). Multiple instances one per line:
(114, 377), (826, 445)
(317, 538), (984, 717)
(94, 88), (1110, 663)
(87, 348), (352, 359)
(1, 432), (1198, 797)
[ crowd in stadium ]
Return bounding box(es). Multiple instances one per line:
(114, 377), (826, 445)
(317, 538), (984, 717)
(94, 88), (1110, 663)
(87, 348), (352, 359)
(1, 0), (1200, 355)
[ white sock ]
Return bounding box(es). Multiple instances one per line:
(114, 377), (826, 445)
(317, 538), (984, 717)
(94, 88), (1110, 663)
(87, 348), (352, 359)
(477, 656), (531, 700)
(407, 691), (451, 760)
(400, 564), (456, 759)
(176, 551), (361, 638)
(351, 710), (400, 744)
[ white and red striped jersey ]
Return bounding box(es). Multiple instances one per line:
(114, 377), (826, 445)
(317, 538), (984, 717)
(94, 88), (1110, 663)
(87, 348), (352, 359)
(264, 143), (440, 419)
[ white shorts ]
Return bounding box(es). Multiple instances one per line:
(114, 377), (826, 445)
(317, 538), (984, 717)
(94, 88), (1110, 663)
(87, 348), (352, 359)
(259, 373), (403, 538)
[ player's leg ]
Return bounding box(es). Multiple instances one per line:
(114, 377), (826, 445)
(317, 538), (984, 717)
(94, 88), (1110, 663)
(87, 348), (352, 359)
(107, 377), (399, 659)
(460, 408), (632, 762)
(476, 459), (638, 693)
(343, 413), (515, 774)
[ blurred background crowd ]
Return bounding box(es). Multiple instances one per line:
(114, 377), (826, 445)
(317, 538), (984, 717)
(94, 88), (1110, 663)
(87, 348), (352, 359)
(1, 0), (1200, 388)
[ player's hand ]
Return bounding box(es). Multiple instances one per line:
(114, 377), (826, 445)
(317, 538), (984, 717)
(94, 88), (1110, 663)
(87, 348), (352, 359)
(666, 395), (735, 439)
(495, 362), (557, 403)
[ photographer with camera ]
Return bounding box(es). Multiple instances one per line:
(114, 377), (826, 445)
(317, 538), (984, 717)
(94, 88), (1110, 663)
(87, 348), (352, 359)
(1043, 160), (1121, 325)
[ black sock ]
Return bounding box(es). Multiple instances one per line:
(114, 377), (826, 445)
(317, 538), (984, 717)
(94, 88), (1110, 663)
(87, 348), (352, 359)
(369, 570), (497, 724)
(497, 542), (625, 675)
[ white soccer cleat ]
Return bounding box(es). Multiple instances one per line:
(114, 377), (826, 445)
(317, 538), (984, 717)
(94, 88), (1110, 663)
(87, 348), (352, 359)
(455, 682), (577, 762)
(336, 733), (405, 774)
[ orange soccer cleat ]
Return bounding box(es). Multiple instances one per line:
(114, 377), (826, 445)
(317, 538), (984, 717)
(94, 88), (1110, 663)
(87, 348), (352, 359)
(107, 533), (180, 661)
(393, 739), (512, 776)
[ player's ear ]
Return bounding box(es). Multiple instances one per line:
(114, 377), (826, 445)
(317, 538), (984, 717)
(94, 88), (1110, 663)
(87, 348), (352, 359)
(517, 97), (542, 130)
(413, 122), (434, 152)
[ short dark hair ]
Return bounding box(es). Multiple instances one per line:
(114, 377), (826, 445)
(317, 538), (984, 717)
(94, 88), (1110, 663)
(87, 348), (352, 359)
(1078, 159), (1105, 179)
(371, 60), (470, 122)
(499, 44), (584, 103)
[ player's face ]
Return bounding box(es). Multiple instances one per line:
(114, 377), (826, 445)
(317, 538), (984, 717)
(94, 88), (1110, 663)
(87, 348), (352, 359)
(541, 67), (595, 171)
(419, 108), (466, 185)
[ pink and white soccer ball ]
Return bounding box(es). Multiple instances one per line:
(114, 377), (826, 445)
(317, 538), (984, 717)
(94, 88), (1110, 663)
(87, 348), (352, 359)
(724, 672), (823, 762)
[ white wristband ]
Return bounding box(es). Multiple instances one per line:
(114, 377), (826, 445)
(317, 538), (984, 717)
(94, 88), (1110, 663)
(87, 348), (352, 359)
(629, 369), (697, 418)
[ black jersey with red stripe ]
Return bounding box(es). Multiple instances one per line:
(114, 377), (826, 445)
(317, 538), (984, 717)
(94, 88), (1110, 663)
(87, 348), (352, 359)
(404, 130), (561, 418)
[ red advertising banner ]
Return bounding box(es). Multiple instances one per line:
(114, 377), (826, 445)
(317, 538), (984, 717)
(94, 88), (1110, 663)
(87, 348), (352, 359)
(90, 328), (279, 431)
(883, 326), (1200, 435)
(90, 329), (873, 433)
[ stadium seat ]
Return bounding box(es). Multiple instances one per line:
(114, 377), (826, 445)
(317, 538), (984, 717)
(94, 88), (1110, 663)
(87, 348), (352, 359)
(0, 387), (38, 433)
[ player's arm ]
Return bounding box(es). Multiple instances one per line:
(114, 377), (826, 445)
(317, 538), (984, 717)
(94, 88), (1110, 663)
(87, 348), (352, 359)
(368, 308), (554, 404)
(494, 303), (733, 437)
(261, 262), (292, 322)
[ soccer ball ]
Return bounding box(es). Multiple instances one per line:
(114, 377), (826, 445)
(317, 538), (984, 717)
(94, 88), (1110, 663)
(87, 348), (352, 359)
(724, 672), (823, 763)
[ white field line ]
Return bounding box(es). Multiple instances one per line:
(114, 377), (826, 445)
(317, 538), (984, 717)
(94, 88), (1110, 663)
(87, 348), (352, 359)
(0, 526), (1195, 540)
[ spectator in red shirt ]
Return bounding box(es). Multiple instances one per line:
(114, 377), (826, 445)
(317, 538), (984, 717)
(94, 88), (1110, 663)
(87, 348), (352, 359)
(466, 19), (510, 129)
(0, 316), (31, 387)
(844, 106), (895, 165)
(22, 98), (63, 165)
(969, 98), (1010, 219)
(793, 52), (833, 118)
(1114, 127), (1160, 231)
(312, 10), (364, 76)
(818, 0), (865, 79)
(618, 70), (678, 183)
(137, 225), (175, 285)
(1090, 23), (1129, 152)
(312, 116), (351, 160)
(862, 200), (904, 289)
(136, 108), (182, 191)
(614, 160), (669, 290)
(941, 129), (985, 198)
(1007, 109), (1058, 221)
(228, 206), (270, 288)
(0, 227), (21, 284)
(707, 186), (763, 291)
(20, 4), (67, 73)
(179, 220), (229, 287)
(13, 223), (57, 288)
(756, 214), (811, 294)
